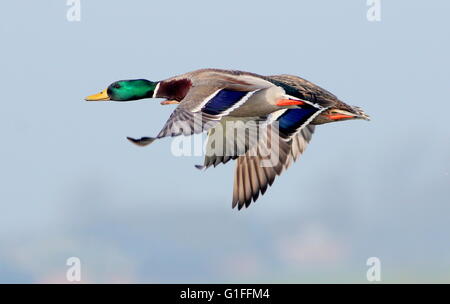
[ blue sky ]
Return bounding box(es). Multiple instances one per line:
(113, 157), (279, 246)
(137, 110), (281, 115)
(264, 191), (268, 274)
(0, 0), (449, 283)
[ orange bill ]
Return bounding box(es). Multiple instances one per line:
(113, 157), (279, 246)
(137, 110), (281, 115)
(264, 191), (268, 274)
(325, 114), (354, 120)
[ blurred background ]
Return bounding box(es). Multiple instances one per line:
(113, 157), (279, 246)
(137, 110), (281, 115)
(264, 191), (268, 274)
(1, 0), (449, 283)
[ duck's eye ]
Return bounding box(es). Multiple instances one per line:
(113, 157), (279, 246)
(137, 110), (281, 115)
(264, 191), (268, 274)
(113, 83), (121, 89)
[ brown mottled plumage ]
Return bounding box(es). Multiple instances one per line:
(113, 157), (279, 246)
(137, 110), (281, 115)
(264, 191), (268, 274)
(265, 74), (369, 124)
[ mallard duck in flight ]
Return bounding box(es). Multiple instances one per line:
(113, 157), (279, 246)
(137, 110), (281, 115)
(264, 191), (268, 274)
(86, 69), (369, 209)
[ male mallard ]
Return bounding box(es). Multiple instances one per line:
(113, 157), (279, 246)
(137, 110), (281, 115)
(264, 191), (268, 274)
(86, 69), (369, 209)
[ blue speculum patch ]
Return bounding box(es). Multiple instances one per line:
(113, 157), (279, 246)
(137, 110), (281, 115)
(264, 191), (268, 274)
(278, 107), (318, 135)
(201, 89), (249, 115)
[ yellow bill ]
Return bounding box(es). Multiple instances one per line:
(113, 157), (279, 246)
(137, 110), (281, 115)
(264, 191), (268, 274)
(85, 89), (110, 101)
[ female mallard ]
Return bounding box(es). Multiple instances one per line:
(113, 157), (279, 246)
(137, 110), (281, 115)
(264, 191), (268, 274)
(86, 69), (369, 209)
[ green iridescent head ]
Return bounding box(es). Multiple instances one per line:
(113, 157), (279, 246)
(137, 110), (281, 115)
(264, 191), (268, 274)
(85, 79), (157, 101)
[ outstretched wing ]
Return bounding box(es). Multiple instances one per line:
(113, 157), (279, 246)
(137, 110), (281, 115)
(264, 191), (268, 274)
(195, 116), (270, 170)
(155, 88), (262, 139)
(232, 123), (292, 209)
(232, 105), (327, 209)
(283, 125), (315, 170)
(128, 81), (272, 146)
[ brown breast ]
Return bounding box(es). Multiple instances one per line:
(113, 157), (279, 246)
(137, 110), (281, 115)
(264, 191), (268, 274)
(156, 78), (192, 101)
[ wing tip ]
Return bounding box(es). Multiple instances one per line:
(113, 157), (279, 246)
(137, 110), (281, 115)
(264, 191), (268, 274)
(126, 136), (156, 147)
(194, 164), (206, 170)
